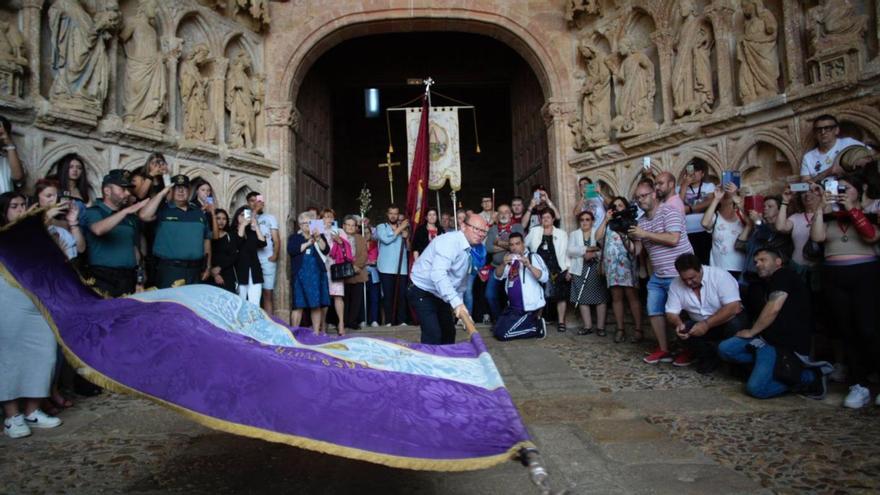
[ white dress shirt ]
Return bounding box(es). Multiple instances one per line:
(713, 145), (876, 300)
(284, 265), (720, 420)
(665, 265), (741, 321)
(495, 250), (549, 312)
(410, 230), (472, 308)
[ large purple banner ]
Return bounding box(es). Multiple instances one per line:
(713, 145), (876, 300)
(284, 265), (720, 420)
(0, 214), (532, 471)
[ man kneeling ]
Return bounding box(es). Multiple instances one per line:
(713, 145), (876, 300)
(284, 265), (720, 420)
(665, 254), (749, 374)
(493, 232), (549, 340)
(717, 248), (831, 399)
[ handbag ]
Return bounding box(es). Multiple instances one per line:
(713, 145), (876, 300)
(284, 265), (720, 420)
(773, 348), (804, 386)
(330, 261), (356, 281)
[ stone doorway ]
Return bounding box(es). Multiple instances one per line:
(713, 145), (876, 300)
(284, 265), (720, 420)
(290, 31), (552, 221)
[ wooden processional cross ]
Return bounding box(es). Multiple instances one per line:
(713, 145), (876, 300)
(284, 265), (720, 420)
(378, 152), (401, 203)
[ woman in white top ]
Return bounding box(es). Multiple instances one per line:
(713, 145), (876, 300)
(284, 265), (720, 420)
(34, 179), (85, 261)
(701, 182), (746, 280)
(566, 211), (607, 336)
(776, 185), (822, 271)
(525, 209), (569, 331)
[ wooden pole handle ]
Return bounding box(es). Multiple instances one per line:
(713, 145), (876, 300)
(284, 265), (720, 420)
(459, 311), (478, 336)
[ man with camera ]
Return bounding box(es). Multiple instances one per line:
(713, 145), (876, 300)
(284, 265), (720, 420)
(139, 175), (212, 288)
(521, 185), (560, 232)
(627, 181), (694, 364)
(665, 254), (748, 374)
(717, 248), (830, 400)
(492, 232), (549, 341)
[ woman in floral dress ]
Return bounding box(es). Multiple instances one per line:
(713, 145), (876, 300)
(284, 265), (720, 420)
(596, 196), (642, 343)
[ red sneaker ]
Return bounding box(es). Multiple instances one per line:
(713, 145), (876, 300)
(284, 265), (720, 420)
(644, 348), (673, 364)
(673, 349), (695, 367)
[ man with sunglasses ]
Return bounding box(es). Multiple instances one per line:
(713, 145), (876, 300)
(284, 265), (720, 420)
(800, 114), (866, 182)
(408, 213), (491, 344)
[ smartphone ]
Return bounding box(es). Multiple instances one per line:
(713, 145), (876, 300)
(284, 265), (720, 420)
(243, 208), (252, 221)
(790, 183), (810, 193)
(533, 191), (542, 203)
(686, 163), (695, 175)
(642, 156), (651, 170)
(162, 173), (171, 185)
(308, 219), (326, 234)
(722, 170), (741, 190)
(510, 254), (521, 262)
(205, 196), (214, 205)
(585, 183), (598, 199)
(744, 195), (765, 213)
(824, 179), (839, 194)
(332, 220), (338, 229)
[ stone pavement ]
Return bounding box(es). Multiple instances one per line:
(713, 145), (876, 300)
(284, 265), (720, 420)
(2, 324), (879, 494)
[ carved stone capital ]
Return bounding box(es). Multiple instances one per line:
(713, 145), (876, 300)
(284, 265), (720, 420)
(265, 102), (293, 127)
(212, 57), (229, 81)
(650, 29), (675, 54)
(162, 37), (184, 62)
(541, 100), (574, 128)
(704, 2), (735, 33)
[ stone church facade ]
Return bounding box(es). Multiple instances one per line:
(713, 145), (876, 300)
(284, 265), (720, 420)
(3, 0), (879, 311)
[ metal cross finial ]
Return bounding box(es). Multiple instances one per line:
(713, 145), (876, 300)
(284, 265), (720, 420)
(377, 152), (401, 203)
(423, 77), (434, 94)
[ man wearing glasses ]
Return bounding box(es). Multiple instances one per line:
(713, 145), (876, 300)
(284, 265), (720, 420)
(408, 213), (491, 344)
(800, 114), (866, 182)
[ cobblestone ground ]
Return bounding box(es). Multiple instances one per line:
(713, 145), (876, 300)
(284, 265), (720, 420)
(2, 324), (879, 494)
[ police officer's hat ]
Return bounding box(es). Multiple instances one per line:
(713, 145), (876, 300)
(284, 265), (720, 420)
(170, 174), (191, 188)
(102, 169), (133, 188)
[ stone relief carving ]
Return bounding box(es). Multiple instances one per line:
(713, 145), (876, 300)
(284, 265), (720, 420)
(671, 0), (714, 119)
(0, 18), (28, 99)
(571, 40), (611, 151)
(607, 38), (657, 137)
(565, 0), (601, 25)
(807, 0), (867, 55)
(119, 0), (167, 131)
(48, 0), (121, 117)
(234, 0), (269, 26)
(736, 0), (779, 104)
(179, 43), (214, 142)
(225, 51), (261, 149)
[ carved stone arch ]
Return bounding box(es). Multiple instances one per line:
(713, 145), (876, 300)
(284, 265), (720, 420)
(223, 32), (259, 69)
(584, 169), (618, 196)
(226, 177), (261, 212)
(730, 130), (799, 176)
(174, 11), (219, 57)
(614, 7), (659, 47)
(118, 154), (149, 171)
(834, 108), (880, 147)
(673, 148), (725, 179)
(37, 143), (106, 200)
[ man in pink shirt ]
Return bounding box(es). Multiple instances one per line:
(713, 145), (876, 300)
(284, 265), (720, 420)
(655, 172), (686, 214)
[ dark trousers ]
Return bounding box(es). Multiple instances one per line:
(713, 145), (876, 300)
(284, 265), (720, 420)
(407, 284), (456, 345)
(343, 282), (365, 329)
(824, 261), (880, 385)
(156, 259), (202, 289)
(683, 311), (750, 364)
(380, 273), (409, 325)
(493, 306), (541, 341)
(88, 266), (137, 297)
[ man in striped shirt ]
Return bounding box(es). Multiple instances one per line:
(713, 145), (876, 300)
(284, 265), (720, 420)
(628, 181), (694, 364)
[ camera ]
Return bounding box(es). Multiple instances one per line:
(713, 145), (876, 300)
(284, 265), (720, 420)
(608, 202), (639, 234)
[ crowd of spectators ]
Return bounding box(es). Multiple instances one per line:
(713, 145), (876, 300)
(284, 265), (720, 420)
(3, 112), (880, 440)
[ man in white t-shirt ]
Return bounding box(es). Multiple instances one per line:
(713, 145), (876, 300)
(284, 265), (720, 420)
(800, 114), (866, 182)
(677, 159), (715, 265)
(247, 191), (280, 315)
(0, 116), (25, 194)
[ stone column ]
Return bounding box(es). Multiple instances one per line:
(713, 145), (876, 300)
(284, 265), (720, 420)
(105, 36), (120, 118)
(651, 29), (675, 125)
(705, 1), (736, 109)
(163, 37), (183, 138)
(211, 57), (229, 147)
(20, 0), (42, 99)
(541, 99), (576, 231)
(781, 0), (805, 91)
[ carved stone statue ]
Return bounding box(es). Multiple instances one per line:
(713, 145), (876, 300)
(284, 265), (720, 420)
(120, 0), (167, 131)
(235, 0), (270, 26)
(48, 0), (120, 115)
(672, 0), (714, 119)
(226, 51), (261, 149)
(573, 41), (611, 150)
(0, 19), (28, 98)
(737, 0), (779, 104)
(807, 0), (867, 54)
(565, 0), (600, 23)
(179, 43), (214, 143)
(608, 39), (657, 136)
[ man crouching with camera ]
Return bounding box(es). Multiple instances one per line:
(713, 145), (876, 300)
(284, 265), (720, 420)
(492, 232), (550, 341)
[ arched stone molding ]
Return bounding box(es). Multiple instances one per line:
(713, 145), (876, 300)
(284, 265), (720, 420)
(226, 176), (262, 211)
(223, 32), (260, 69)
(672, 146), (726, 178)
(833, 107), (880, 146)
(729, 129), (800, 177)
(36, 142), (107, 189)
(118, 154), (149, 171)
(175, 11), (220, 56)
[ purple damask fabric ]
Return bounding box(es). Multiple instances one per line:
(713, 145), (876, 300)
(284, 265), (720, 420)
(0, 215), (532, 470)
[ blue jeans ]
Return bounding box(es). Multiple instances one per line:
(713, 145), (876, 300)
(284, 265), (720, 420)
(366, 281), (381, 324)
(462, 271), (477, 315)
(718, 337), (815, 399)
(484, 274), (503, 321)
(646, 274), (675, 316)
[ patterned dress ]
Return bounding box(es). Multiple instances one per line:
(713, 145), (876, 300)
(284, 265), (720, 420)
(570, 237), (607, 305)
(601, 227), (638, 288)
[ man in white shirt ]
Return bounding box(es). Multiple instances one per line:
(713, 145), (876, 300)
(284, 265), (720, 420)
(665, 253), (748, 374)
(800, 114), (867, 182)
(408, 213), (490, 344)
(0, 116), (25, 194)
(492, 232), (548, 341)
(677, 159), (715, 265)
(247, 191), (280, 314)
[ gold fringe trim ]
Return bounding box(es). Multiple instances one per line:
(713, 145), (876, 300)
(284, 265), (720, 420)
(0, 242), (534, 471)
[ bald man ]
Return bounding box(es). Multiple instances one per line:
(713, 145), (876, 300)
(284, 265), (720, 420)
(408, 213), (490, 344)
(655, 172), (686, 214)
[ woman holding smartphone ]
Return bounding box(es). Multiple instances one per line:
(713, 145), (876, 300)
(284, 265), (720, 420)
(230, 206), (267, 304)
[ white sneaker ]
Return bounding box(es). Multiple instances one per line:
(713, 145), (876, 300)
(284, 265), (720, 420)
(843, 384), (871, 409)
(23, 409), (62, 429)
(385, 323), (392, 327)
(327, 324), (336, 331)
(3, 414), (31, 439)
(371, 322), (379, 328)
(830, 363), (847, 383)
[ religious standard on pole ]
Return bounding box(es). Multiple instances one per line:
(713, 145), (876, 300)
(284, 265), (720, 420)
(377, 151), (400, 203)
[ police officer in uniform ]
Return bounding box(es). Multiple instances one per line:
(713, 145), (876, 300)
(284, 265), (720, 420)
(139, 174), (212, 288)
(82, 169), (148, 297)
